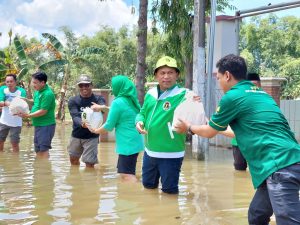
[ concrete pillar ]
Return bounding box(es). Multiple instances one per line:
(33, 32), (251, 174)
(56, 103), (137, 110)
(207, 15), (238, 72)
(261, 77), (286, 106)
(206, 16), (238, 148)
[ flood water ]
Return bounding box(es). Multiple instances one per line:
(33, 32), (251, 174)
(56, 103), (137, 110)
(0, 124), (276, 225)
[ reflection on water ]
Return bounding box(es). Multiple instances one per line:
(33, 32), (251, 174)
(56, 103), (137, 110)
(0, 125), (276, 225)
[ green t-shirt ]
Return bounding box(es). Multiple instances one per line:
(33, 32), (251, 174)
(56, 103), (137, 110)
(31, 84), (56, 126)
(231, 137), (238, 146)
(209, 80), (300, 188)
(103, 97), (144, 155)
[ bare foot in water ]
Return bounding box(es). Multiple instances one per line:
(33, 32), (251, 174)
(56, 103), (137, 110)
(120, 174), (138, 183)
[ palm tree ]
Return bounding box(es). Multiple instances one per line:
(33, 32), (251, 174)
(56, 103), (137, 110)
(38, 30), (103, 120)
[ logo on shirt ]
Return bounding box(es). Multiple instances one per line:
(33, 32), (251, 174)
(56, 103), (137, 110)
(250, 86), (259, 91)
(162, 101), (171, 111)
(216, 106), (220, 113)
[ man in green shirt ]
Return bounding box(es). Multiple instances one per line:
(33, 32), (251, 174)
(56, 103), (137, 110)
(231, 72), (262, 171)
(175, 54), (300, 225)
(136, 56), (188, 194)
(19, 71), (56, 158)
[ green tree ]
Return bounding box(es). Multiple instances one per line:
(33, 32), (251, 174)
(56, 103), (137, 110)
(39, 27), (103, 120)
(150, 0), (234, 89)
(280, 58), (300, 99)
(240, 15), (300, 98)
(0, 33), (29, 83)
(79, 26), (137, 88)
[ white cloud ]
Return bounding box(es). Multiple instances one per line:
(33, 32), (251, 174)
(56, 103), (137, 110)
(0, 0), (138, 48)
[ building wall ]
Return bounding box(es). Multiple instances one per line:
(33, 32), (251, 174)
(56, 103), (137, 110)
(280, 100), (300, 142)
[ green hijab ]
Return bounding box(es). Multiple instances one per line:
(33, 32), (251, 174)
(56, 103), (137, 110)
(111, 75), (141, 112)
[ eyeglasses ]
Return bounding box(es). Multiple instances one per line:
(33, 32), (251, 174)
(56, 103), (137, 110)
(78, 83), (91, 88)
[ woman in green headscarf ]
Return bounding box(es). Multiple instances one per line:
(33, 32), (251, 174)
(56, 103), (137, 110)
(89, 75), (144, 182)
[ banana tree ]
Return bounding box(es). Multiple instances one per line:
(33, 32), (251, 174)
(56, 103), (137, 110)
(0, 49), (17, 80)
(14, 36), (29, 80)
(0, 35), (29, 85)
(39, 32), (103, 120)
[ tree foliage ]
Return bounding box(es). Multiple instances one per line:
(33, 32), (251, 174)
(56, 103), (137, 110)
(38, 27), (104, 119)
(149, 0), (234, 89)
(240, 15), (300, 98)
(79, 26), (137, 88)
(0, 34), (29, 82)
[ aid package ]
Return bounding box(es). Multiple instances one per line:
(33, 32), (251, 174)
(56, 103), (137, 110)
(172, 91), (206, 132)
(81, 107), (103, 129)
(9, 97), (30, 115)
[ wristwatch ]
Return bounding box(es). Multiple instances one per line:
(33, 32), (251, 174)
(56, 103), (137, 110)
(187, 125), (195, 135)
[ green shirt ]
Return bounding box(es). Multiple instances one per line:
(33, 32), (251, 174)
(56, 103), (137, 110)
(136, 85), (187, 158)
(209, 80), (300, 188)
(31, 84), (56, 126)
(103, 97), (144, 155)
(231, 137), (238, 146)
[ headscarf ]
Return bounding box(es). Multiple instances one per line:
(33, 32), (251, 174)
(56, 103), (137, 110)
(111, 75), (141, 112)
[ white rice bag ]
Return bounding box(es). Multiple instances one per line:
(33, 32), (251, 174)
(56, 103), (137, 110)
(9, 97), (30, 115)
(81, 107), (103, 129)
(172, 91), (206, 132)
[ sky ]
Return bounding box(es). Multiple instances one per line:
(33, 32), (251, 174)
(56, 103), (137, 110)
(222, 0), (300, 17)
(0, 0), (138, 48)
(0, 0), (300, 48)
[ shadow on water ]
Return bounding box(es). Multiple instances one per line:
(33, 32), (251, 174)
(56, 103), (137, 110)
(0, 124), (276, 225)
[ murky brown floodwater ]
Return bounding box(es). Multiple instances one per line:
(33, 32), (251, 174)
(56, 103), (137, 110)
(0, 124), (276, 225)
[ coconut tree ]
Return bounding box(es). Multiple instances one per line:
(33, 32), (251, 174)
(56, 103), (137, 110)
(38, 29), (103, 120)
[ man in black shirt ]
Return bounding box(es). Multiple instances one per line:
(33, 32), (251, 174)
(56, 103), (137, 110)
(68, 74), (108, 168)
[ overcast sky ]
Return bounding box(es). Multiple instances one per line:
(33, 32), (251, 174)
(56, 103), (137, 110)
(0, 0), (299, 48)
(0, 0), (137, 48)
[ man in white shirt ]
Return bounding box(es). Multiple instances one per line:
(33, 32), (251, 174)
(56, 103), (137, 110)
(0, 74), (26, 152)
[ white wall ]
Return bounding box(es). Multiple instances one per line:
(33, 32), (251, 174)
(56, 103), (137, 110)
(207, 17), (238, 72)
(280, 100), (300, 141)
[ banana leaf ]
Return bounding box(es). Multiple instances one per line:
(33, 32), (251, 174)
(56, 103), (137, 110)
(14, 36), (27, 62)
(0, 50), (5, 59)
(74, 47), (103, 57)
(17, 67), (29, 80)
(42, 33), (64, 52)
(0, 63), (8, 78)
(14, 36), (28, 73)
(38, 59), (68, 70)
(72, 57), (95, 69)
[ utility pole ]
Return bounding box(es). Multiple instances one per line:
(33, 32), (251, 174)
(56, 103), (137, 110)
(192, 0), (207, 160)
(206, 0), (217, 118)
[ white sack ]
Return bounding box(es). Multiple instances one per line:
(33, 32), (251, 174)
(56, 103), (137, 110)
(172, 91), (206, 132)
(81, 107), (103, 129)
(9, 97), (29, 115)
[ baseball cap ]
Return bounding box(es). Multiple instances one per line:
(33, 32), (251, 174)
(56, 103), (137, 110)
(154, 56), (180, 74)
(76, 74), (92, 85)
